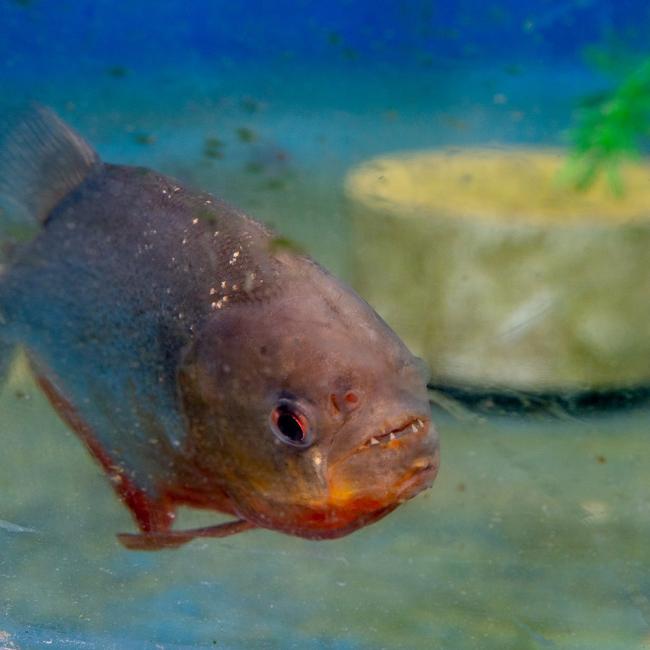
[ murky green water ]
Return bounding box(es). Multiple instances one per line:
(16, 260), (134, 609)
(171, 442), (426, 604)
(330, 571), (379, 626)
(1, 64), (649, 649)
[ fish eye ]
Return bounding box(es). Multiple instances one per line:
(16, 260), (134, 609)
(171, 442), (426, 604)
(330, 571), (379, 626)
(270, 401), (312, 447)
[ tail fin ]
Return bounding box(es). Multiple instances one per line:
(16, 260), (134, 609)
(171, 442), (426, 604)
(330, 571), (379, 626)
(0, 105), (99, 253)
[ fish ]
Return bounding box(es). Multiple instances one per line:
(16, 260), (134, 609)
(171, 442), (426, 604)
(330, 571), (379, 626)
(0, 106), (439, 550)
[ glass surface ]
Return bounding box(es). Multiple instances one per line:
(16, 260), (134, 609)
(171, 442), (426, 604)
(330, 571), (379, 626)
(1, 2), (649, 648)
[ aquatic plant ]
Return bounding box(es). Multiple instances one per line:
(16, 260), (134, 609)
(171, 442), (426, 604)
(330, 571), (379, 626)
(564, 56), (650, 195)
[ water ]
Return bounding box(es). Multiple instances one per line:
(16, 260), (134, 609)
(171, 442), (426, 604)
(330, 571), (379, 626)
(2, 1), (650, 648)
(3, 369), (650, 648)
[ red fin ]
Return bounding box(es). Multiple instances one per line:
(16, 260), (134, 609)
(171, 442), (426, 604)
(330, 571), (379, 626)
(117, 519), (257, 551)
(33, 367), (175, 533)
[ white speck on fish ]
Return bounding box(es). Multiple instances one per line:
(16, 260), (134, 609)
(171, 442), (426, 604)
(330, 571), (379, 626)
(244, 272), (256, 292)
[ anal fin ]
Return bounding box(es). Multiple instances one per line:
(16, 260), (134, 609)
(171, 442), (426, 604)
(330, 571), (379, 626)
(27, 355), (257, 551)
(32, 365), (176, 534)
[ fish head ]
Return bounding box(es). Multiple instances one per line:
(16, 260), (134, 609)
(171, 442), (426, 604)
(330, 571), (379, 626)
(179, 257), (439, 538)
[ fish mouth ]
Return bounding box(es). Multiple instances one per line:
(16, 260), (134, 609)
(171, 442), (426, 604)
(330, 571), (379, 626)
(360, 416), (429, 450)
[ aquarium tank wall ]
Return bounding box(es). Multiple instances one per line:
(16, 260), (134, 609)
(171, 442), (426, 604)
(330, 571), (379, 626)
(2, 1), (650, 648)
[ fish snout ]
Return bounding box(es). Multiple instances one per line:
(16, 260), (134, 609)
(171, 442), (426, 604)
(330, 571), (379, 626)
(327, 413), (439, 508)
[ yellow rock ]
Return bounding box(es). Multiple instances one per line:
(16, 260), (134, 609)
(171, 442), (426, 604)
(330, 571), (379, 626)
(345, 148), (650, 390)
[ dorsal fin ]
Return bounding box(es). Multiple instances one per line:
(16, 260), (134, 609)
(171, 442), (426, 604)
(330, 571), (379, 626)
(0, 105), (99, 226)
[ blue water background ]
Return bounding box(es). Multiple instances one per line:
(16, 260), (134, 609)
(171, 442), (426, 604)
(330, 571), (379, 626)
(2, 2), (650, 649)
(2, 0), (648, 77)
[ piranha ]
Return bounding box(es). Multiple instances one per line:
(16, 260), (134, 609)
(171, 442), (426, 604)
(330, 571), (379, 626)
(0, 107), (439, 550)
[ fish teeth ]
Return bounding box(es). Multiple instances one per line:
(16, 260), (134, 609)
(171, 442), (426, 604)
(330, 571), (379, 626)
(365, 417), (427, 450)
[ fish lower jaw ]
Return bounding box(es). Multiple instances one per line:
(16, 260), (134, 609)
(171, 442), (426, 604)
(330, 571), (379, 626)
(394, 451), (440, 502)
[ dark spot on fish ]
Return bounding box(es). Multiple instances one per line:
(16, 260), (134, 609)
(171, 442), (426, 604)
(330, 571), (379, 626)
(268, 236), (306, 256)
(12, 0), (32, 7)
(457, 482), (466, 492)
(107, 65), (129, 78)
(595, 454), (607, 464)
(14, 390), (30, 400)
(342, 47), (358, 61)
(236, 127), (256, 143)
(133, 133), (157, 146)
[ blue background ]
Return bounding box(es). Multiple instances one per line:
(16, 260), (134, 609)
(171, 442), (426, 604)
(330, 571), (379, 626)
(2, 0), (648, 78)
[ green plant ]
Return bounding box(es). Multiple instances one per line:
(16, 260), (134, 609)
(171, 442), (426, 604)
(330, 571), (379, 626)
(563, 56), (650, 195)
